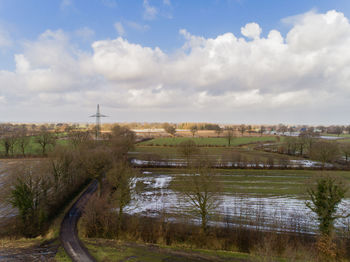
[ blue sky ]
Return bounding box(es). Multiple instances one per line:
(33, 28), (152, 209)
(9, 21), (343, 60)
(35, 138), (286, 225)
(1, 0), (350, 124)
(2, 0), (350, 65)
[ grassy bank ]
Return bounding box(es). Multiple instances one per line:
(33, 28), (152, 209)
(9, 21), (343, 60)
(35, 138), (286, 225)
(81, 238), (256, 262)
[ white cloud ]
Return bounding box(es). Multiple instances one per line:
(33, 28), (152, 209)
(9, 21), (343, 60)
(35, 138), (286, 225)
(143, 0), (158, 20)
(92, 37), (165, 82)
(114, 22), (125, 36)
(2, 10), (350, 124)
(163, 0), (171, 6)
(241, 22), (262, 39)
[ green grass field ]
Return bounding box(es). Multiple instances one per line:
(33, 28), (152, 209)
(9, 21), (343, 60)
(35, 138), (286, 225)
(138, 136), (278, 147)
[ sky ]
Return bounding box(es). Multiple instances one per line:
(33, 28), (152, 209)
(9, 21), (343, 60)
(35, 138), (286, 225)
(1, 0), (350, 125)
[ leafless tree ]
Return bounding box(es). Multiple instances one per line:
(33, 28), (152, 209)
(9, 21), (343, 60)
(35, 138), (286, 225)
(345, 125), (350, 135)
(178, 165), (222, 234)
(334, 126), (343, 136)
(340, 143), (350, 162)
(259, 125), (266, 136)
(238, 124), (246, 136)
(277, 124), (288, 135)
(163, 123), (176, 137)
(68, 130), (91, 149)
(177, 139), (199, 165)
(108, 125), (136, 160)
(224, 128), (235, 146)
(311, 141), (340, 168)
(17, 126), (30, 156)
(190, 125), (198, 137)
(81, 145), (113, 196)
(214, 126), (223, 137)
(35, 126), (56, 155)
(284, 136), (298, 155)
(107, 161), (135, 235)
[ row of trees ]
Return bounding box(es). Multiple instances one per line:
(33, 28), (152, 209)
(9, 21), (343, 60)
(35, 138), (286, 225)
(276, 132), (350, 167)
(162, 123), (267, 138)
(0, 125), (57, 156)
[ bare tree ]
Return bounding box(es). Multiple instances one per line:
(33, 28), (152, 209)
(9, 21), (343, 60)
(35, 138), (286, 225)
(177, 139), (199, 165)
(190, 125), (198, 137)
(298, 132), (309, 156)
(259, 125), (266, 136)
(17, 126), (30, 156)
(334, 126), (343, 137)
(340, 143), (350, 162)
(1, 136), (14, 156)
(178, 165), (222, 233)
(214, 126), (223, 137)
(302, 131), (319, 157)
(277, 124), (287, 135)
(284, 136), (298, 155)
(238, 124), (246, 136)
(345, 125), (350, 135)
(81, 145), (113, 196)
(246, 125), (252, 135)
(108, 125), (136, 160)
(224, 128), (235, 146)
(35, 127), (56, 155)
(68, 130), (91, 149)
(163, 123), (176, 137)
(311, 141), (340, 168)
(107, 162), (135, 235)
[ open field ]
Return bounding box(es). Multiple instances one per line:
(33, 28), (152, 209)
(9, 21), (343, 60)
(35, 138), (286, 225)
(138, 136), (278, 147)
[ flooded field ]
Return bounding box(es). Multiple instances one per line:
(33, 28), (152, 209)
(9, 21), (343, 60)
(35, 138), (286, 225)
(131, 158), (330, 168)
(125, 170), (350, 234)
(0, 160), (23, 221)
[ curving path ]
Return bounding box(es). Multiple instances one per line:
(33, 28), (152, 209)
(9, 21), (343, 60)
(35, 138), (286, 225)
(60, 180), (98, 262)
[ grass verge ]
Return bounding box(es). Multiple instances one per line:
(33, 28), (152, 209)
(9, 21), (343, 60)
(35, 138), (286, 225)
(82, 238), (255, 262)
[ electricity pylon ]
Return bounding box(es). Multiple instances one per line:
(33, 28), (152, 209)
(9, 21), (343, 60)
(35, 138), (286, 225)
(90, 104), (107, 140)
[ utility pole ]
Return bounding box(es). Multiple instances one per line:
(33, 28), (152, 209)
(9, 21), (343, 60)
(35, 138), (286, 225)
(90, 104), (107, 140)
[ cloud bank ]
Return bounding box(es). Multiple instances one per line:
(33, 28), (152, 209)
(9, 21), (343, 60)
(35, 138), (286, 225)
(1, 10), (350, 124)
